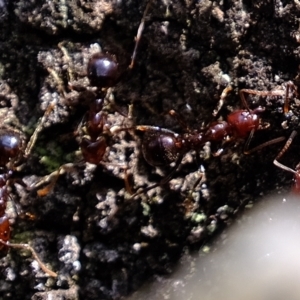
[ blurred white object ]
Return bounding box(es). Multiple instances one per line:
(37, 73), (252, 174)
(128, 194), (300, 300)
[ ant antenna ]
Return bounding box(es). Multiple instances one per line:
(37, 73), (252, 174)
(212, 86), (232, 117)
(244, 129), (285, 154)
(129, 0), (154, 69)
(0, 239), (57, 277)
(273, 130), (298, 174)
(24, 101), (56, 158)
(239, 88), (286, 112)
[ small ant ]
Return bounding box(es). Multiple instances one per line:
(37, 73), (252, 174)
(0, 99), (57, 277)
(133, 85), (292, 196)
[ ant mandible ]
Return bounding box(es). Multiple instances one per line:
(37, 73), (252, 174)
(133, 84), (293, 196)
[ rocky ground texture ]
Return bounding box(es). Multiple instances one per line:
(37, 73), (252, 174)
(0, 0), (300, 299)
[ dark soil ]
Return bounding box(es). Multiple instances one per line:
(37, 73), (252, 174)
(0, 0), (300, 299)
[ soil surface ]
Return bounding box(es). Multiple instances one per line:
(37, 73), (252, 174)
(0, 0), (300, 299)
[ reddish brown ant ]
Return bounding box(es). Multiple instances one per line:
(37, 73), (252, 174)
(79, 0), (153, 163)
(133, 85), (292, 197)
(35, 2), (154, 195)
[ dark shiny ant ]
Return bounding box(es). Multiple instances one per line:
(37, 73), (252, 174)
(133, 85), (293, 197)
(80, 0), (153, 163)
(36, 2), (154, 194)
(80, 53), (124, 165)
(0, 108), (57, 277)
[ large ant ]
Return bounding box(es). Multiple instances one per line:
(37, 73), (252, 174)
(35, 2), (154, 195)
(0, 96), (57, 277)
(72, 2), (153, 166)
(133, 85), (293, 196)
(80, 0), (152, 164)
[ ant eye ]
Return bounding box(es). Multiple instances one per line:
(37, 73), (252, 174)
(87, 53), (119, 88)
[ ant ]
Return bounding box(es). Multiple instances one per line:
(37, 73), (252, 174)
(0, 92), (57, 277)
(133, 84), (294, 197)
(80, 0), (153, 165)
(35, 1), (154, 195)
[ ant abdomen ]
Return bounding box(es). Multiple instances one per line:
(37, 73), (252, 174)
(87, 53), (120, 88)
(0, 216), (9, 240)
(0, 172), (10, 250)
(0, 130), (23, 166)
(140, 127), (184, 167)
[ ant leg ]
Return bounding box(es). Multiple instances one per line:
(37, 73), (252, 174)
(129, 0), (154, 69)
(273, 130), (298, 174)
(130, 155), (183, 199)
(239, 88), (285, 112)
(0, 239), (57, 277)
(46, 67), (67, 97)
(24, 101), (56, 158)
(169, 110), (190, 131)
(212, 85), (233, 117)
(283, 81), (296, 114)
(58, 42), (75, 83)
(29, 163), (75, 197)
(243, 128), (286, 154)
(123, 167), (135, 195)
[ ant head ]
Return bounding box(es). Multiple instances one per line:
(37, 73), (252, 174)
(87, 53), (119, 88)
